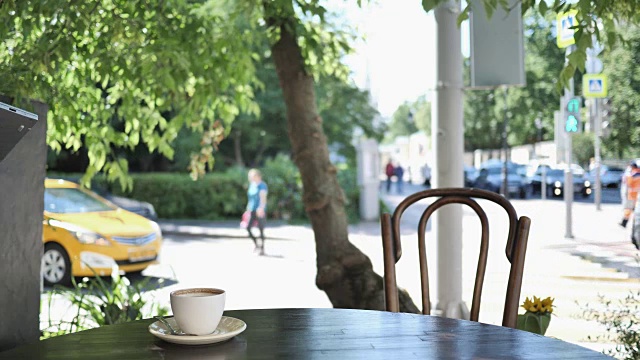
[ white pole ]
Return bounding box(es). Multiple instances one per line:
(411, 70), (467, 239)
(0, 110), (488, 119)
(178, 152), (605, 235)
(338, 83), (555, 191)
(563, 60), (574, 239)
(564, 129), (574, 239)
(433, 0), (468, 319)
(594, 98), (602, 211)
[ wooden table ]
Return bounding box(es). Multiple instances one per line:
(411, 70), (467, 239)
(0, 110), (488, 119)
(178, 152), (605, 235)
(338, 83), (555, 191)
(1, 308), (610, 359)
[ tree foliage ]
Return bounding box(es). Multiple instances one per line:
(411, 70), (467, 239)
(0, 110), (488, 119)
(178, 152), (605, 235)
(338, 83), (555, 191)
(213, 55), (382, 168)
(463, 59), (500, 150)
(572, 132), (594, 168)
(463, 12), (566, 151)
(500, 13), (565, 145)
(387, 95), (431, 142)
(601, 24), (640, 159)
(0, 0), (259, 187)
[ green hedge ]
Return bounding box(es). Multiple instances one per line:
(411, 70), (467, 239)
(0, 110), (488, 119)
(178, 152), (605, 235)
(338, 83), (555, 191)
(101, 172), (247, 220)
(50, 155), (361, 222)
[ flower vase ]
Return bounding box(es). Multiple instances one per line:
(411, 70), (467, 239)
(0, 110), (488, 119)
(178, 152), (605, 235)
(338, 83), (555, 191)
(517, 312), (551, 335)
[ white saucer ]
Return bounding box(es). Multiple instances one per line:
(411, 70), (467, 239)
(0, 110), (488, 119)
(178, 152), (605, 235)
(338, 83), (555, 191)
(149, 316), (247, 345)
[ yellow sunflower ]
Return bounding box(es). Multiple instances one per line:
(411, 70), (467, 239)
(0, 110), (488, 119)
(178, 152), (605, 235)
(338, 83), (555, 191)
(540, 297), (554, 314)
(521, 297), (538, 312)
(521, 296), (554, 314)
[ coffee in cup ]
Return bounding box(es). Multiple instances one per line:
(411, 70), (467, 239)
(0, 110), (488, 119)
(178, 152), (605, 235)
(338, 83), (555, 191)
(170, 288), (226, 335)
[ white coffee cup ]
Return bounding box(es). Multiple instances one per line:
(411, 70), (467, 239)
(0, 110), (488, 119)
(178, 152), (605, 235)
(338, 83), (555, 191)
(170, 288), (226, 335)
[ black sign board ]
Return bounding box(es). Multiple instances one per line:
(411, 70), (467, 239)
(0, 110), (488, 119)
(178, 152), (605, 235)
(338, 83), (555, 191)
(0, 102), (39, 163)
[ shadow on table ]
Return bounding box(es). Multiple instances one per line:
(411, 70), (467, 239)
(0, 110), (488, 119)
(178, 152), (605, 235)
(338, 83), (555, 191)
(151, 337), (248, 360)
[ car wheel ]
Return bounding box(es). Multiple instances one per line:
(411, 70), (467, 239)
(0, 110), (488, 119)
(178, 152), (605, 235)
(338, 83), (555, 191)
(42, 243), (71, 286)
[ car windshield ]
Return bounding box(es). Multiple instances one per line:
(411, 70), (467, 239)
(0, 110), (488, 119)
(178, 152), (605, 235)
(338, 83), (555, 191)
(44, 188), (114, 213)
(546, 169), (565, 177)
(485, 167), (518, 175)
(514, 165), (527, 176)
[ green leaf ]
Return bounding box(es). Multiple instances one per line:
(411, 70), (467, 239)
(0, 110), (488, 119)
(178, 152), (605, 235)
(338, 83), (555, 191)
(567, 51), (587, 73)
(422, 0), (444, 12)
(538, 1), (548, 15)
(457, 6), (471, 27)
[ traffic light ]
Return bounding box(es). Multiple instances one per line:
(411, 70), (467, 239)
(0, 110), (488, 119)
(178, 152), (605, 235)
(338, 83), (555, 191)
(565, 97), (581, 133)
(601, 97), (612, 121)
(601, 97), (612, 137)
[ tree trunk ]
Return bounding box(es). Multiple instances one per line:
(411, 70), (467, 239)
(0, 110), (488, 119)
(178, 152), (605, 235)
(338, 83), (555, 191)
(265, 5), (418, 313)
(233, 129), (245, 167)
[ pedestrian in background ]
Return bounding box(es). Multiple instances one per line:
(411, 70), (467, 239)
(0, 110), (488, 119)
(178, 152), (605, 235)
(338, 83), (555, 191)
(395, 164), (404, 194)
(619, 161), (640, 228)
(422, 163), (432, 187)
(246, 168), (268, 255)
(621, 163), (632, 206)
(385, 160), (395, 193)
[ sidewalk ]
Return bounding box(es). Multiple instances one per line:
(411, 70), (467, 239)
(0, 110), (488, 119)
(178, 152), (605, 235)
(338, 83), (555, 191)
(154, 183), (640, 354)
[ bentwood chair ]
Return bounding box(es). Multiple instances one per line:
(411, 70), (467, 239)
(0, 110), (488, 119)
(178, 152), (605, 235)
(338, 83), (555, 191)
(381, 188), (531, 329)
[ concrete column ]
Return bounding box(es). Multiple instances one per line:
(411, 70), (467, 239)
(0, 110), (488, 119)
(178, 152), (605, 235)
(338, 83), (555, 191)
(563, 71), (574, 239)
(0, 99), (48, 351)
(593, 98), (602, 211)
(433, 0), (468, 319)
(357, 139), (380, 221)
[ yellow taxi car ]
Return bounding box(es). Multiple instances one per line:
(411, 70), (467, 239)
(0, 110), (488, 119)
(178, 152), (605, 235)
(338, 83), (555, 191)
(42, 179), (162, 286)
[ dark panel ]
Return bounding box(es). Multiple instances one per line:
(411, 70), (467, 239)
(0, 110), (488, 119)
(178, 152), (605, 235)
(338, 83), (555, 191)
(0, 102), (38, 162)
(0, 99), (48, 351)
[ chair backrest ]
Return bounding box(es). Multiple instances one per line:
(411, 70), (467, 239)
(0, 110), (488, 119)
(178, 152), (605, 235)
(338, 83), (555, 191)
(381, 187), (531, 328)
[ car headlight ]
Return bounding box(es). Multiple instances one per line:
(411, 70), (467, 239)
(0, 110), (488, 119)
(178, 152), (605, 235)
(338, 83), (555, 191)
(73, 231), (111, 246)
(48, 219), (110, 246)
(151, 221), (162, 238)
(584, 180), (591, 187)
(554, 181), (562, 188)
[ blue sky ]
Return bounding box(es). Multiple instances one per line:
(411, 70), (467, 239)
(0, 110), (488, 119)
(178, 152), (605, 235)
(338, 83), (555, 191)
(328, 0), (471, 117)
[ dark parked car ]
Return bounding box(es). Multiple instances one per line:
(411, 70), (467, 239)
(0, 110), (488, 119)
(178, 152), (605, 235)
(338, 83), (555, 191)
(529, 168), (591, 198)
(464, 166), (479, 187)
(585, 165), (625, 188)
(473, 164), (529, 198)
(97, 192), (158, 220)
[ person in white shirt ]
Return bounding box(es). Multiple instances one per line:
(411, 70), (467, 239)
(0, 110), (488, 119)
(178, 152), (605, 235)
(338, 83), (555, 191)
(422, 163), (432, 187)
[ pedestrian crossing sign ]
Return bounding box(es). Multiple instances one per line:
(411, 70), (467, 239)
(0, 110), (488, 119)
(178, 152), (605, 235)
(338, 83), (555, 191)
(557, 10), (578, 48)
(583, 74), (608, 98)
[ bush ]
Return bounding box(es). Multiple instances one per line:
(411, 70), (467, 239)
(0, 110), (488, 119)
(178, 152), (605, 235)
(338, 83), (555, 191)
(336, 164), (360, 223)
(581, 289), (640, 359)
(41, 268), (169, 339)
(261, 154), (305, 220)
(102, 172), (247, 220)
(48, 154), (361, 222)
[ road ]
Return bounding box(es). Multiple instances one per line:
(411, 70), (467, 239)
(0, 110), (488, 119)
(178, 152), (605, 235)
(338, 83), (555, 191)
(524, 186), (622, 204)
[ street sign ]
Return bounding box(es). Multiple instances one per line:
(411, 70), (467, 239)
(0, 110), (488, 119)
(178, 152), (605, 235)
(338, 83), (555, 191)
(583, 74), (608, 98)
(556, 10), (578, 48)
(564, 97), (581, 133)
(586, 56), (603, 74)
(469, 0), (525, 88)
